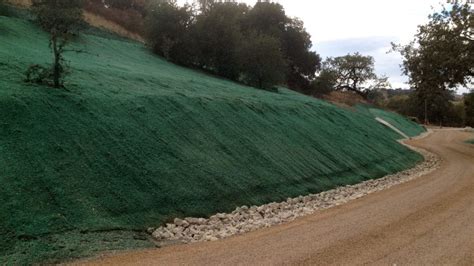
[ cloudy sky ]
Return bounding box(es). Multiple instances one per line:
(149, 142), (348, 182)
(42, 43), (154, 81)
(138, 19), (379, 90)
(277, 0), (444, 89)
(179, 0), (454, 90)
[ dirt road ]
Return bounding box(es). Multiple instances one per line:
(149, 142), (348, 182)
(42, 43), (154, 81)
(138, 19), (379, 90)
(79, 129), (474, 265)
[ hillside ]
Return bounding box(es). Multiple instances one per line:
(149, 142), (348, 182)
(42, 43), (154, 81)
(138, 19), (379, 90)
(0, 16), (425, 264)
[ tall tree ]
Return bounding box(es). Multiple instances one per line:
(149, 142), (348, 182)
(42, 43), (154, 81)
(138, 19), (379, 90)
(32, 0), (84, 88)
(239, 34), (287, 89)
(196, 0), (215, 14)
(322, 53), (377, 97)
(281, 19), (321, 90)
(146, 1), (193, 61)
(244, 2), (321, 91)
(244, 1), (287, 38)
(192, 1), (248, 80)
(393, 3), (473, 124)
(146, 0), (321, 92)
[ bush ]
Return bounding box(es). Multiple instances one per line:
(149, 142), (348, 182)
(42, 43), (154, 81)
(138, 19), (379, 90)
(309, 70), (337, 96)
(24, 64), (53, 85)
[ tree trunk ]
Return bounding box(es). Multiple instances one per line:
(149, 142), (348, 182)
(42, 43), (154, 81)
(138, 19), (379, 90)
(337, 85), (367, 98)
(52, 34), (61, 88)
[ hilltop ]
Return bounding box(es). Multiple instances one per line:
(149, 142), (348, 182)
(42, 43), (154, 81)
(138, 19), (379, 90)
(0, 15), (425, 264)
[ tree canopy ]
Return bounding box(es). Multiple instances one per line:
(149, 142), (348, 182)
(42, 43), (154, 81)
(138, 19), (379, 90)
(239, 34), (287, 89)
(321, 53), (377, 97)
(31, 0), (84, 88)
(393, 3), (473, 124)
(145, 0), (321, 91)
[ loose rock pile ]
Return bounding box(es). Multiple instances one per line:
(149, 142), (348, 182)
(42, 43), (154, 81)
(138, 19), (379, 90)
(151, 140), (440, 245)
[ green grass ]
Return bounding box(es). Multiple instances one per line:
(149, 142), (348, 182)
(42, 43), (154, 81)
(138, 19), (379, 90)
(0, 16), (425, 264)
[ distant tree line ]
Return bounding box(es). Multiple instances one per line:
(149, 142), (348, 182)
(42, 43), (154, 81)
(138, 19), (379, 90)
(146, 0), (321, 90)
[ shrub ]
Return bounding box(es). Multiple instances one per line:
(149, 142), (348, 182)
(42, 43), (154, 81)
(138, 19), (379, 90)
(24, 64), (53, 85)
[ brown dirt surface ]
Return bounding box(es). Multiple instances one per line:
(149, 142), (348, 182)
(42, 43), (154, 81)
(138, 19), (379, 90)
(6, 0), (145, 43)
(83, 11), (145, 43)
(322, 91), (368, 108)
(74, 129), (474, 266)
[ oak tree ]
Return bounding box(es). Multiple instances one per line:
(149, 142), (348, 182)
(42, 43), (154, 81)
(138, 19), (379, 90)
(31, 0), (84, 88)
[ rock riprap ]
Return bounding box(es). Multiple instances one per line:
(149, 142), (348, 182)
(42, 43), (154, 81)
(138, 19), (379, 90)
(151, 139), (440, 245)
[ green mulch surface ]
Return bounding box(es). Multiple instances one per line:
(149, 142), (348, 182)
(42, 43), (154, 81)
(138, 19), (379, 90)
(0, 16), (425, 264)
(356, 105), (426, 138)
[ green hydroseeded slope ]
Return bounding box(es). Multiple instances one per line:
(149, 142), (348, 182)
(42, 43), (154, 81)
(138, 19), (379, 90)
(364, 106), (425, 138)
(0, 16), (425, 263)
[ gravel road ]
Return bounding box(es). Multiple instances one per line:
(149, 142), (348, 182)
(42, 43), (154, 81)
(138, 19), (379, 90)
(76, 129), (474, 265)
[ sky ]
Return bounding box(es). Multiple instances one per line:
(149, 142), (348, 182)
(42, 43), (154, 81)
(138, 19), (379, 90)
(178, 0), (469, 92)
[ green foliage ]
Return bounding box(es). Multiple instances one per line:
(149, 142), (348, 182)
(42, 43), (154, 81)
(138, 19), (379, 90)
(24, 64), (53, 85)
(243, 2), (321, 90)
(384, 94), (413, 116)
(0, 0), (9, 17)
(145, 0), (320, 90)
(196, 0), (215, 13)
(244, 1), (287, 37)
(0, 17), (425, 264)
(465, 92), (474, 127)
(32, 0), (84, 34)
(146, 1), (193, 61)
(310, 69), (337, 96)
(322, 53), (377, 97)
(239, 34), (286, 89)
(31, 0), (84, 88)
(393, 3), (473, 124)
(281, 18), (321, 89)
(192, 2), (247, 80)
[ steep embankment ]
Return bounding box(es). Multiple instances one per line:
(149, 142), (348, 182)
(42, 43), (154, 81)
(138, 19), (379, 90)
(0, 16), (424, 264)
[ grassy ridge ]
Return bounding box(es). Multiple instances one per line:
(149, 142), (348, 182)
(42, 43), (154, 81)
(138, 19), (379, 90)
(0, 16), (424, 263)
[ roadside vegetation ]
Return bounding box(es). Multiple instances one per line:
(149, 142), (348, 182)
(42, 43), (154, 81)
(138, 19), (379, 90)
(391, 2), (473, 127)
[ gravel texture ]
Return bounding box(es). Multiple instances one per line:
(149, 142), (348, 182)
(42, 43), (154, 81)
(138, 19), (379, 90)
(150, 133), (441, 245)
